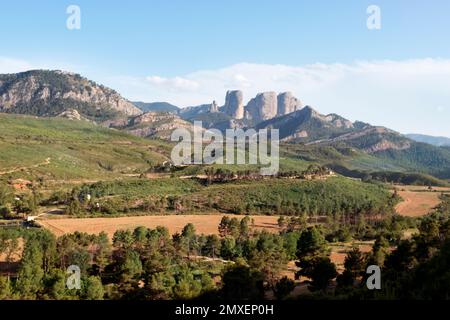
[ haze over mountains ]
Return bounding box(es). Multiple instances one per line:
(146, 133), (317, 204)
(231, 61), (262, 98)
(406, 134), (450, 147)
(1, 70), (450, 180)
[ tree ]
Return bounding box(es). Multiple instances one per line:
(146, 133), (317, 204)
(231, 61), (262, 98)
(16, 238), (45, 298)
(173, 272), (202, 300)
(147, 271), (176, 299)
(220, 236), (236, 260)
(296, 227), (328, 259)
(221, 265), (264, 300)
(370, 235), (390, 266)
(112, 230), (134, 251)
(180, 223), (198, 257)
(239, 216), (251, 238)
(218, 216), (231, 237)
(120, 250), (143, 282)
(273, 276), (295, 300)
(93, 232), (112, 274)
(336, 247), (365, 288)
(295, 227), (331, 282)
(308, 257), (337, 292)
(0, 276), (12, 300)
(84, 276), (104, 300)
(66, 198), (83, 215)
(44, 270), (68, 300)
(67, 248), (91, 276)
(133, 226), (148, 244)
(203, 235), (221, 258)
(249, 250), (288, 290)
(344, 247), (365, 278)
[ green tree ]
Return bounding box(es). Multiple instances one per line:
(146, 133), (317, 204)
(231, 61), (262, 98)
(16, 238), (45, 298)
(0, 276), (13, 300)
(273, 276), (296, 300)
(84, 276), (104, 300)
(308, 257), (337, 292)
(93, 231), (112, 274)
(220, 236), (236, 260)
(221, 265), (264, 300)
(120, 250), (143, 282)
(203, 234), (221, 258)
(296, 227), (328, 259)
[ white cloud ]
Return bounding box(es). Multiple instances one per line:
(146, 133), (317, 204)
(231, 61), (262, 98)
(110, 59), (450, 136)
(1, 56), (450, 136)
(145, 75), (199, 91)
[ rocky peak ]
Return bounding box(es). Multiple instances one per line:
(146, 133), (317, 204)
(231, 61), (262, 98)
(245, 91), (277, 122)
(277, 92), (302, 116)
(223, 90), (244, 119)
(0, 70), (142, 119)
(210, 100), (219, 113)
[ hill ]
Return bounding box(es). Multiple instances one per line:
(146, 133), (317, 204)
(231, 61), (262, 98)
(111, 111), (194, 140)
(0, 70), (141, 121)
(255, 106), (450, 179)
(256, 106), (355, 142)
(133, 101), (180, 113)
(406, 133), (450, 147)
(0, 113), (170, 182)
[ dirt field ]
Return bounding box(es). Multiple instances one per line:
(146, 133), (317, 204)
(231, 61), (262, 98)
(329, 242), (373, 272)
(395, 190), (442, 217)
(38, 214), (281, 238)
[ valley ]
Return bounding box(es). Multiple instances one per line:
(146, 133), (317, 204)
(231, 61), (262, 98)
(1, 70), (450, 301)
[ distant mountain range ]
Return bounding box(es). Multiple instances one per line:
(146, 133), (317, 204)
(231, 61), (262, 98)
(406, 134), (450, 147)
(1, 69), (450, 180)
(133, 101), (180, 113)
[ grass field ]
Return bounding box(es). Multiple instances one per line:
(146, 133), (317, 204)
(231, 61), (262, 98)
(38, 214), (281, 238)
(0, 114), (170, 181)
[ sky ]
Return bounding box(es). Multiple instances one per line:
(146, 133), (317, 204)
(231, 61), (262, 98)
(0, 0), (450, 136)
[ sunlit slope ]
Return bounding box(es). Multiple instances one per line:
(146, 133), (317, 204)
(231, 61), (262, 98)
(0, 114), (170, 180)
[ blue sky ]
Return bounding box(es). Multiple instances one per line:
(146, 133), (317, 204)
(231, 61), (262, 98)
(1, 0), (450, 136)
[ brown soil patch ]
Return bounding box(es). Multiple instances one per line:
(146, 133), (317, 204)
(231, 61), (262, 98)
(396, 190), (441, 217)
(38, 214), (280, 238)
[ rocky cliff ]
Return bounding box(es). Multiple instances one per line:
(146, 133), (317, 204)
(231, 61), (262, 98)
(277, 92), (302, 116)
(222, 90), (244, 119)
(245, 92), (278, 122)
(0, 70), (141, 120)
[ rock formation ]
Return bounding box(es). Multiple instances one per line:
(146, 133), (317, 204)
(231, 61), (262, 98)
(244, 92), (278, 122)
(210, 100), (219, 113)
(0, 70), (142, 118)
(223, 90), (244, 119)
(277, 92), (302, 116)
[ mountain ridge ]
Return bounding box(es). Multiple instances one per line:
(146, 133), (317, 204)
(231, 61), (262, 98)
(406, 133), (450, 147)
(1, 69), (450, 180)
(0, 70), (142, 121)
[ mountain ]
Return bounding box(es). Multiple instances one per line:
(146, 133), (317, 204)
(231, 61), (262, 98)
(256, 105), (450, 179)
(256, 106), (355, 142)
(178, 91), (303, 127)
(133, 101), (180, 113)
(0, 70), (141, 121)
(406, 133), (450, 147)
(1, 70), (448, 180)
(110, 112), (194, 140)
(0, 113), (168, 180)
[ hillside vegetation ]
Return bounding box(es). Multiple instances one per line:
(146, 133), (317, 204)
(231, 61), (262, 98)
(0, 114), (170, 181)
